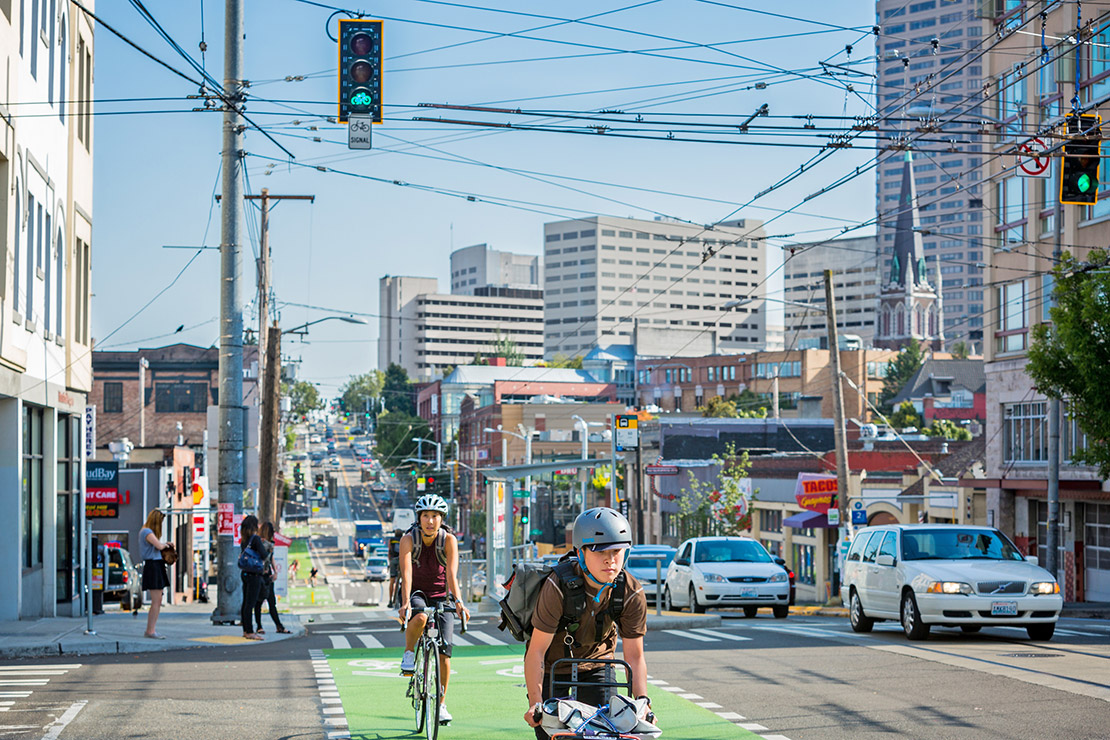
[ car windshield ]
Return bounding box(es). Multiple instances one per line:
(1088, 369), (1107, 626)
(902, 529), (1025, 562)
(627, 553), (675, 569)
(367, 558), (387, 566)
(694, 540), (771, 563)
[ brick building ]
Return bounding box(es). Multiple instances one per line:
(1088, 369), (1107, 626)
(90, 343), (260, 454)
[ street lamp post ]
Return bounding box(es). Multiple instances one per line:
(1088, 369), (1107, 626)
(571, 415), (603, 514)
(283, 315), (367, 336)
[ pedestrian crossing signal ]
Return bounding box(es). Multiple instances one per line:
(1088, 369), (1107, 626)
(338, 19), (383, 124)
(1061, 114), (1102, 205)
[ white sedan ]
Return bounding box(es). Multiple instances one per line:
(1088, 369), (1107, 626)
(664, 536), (791, 617)
(840, 524), (1062, 641)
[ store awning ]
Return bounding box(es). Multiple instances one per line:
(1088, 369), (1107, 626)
(783, 509), (837, 529)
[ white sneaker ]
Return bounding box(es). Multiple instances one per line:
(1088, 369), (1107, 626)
(400, 651), (416, 674)
(438, 704), (452, 723)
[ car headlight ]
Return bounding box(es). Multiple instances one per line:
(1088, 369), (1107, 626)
(700, 572), (728, 583)
(1030, 581), (1060, 595)
(925, 581), (973, 595)
(768, 572), (788, 583)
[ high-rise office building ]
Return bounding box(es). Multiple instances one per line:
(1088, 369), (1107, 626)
(450, 243), (541, 295)
(379, 276), (544, 381)
(875, 0), (985, 349)
(781, 235), (880, 348)
(542, 216), (780, 357)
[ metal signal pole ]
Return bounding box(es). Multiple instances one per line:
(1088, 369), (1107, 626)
(213, 0), (246, 626)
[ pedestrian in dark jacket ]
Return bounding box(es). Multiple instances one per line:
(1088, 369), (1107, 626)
(254, 521), (289, 634)
(240, 515), (266, 641)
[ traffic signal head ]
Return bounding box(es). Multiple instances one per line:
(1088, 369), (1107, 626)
(338, 19), (383, 124)
(1061, 114), (1102, 205)
(390, 471), (396, 478)
(521, 506), (529, 525)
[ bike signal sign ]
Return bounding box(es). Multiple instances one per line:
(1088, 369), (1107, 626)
(1017, 137), (1051, 178)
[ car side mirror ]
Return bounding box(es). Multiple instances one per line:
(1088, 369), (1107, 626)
(1025, 555), (1039, 564)
(774, 557), (786, 566)
(876, 554), (895, 567)
(674, 558), (689, 567)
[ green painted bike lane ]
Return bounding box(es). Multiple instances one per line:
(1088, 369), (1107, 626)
(325, 644), (763, 739)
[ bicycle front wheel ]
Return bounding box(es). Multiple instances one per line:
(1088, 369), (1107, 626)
(413, 639), (427, 732)
(424, 639), (441, 740)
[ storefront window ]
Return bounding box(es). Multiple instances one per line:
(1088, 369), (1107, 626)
(56, 415), (80, 601)
(791, 543), (815, 585)
(22, 405), (44, 569)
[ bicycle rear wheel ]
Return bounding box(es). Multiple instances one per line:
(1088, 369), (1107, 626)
(413, 639), (427, 732)
(424, 639), (441, 740)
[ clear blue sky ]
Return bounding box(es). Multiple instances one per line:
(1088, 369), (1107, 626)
(91, 0), (877, 396)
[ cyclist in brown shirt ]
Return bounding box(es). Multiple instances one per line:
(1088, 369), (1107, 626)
(523, 508), (653, 735)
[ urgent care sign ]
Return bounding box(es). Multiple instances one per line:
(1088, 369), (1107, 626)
(794, 473), (837, 514)
(86, 461), (120, 518)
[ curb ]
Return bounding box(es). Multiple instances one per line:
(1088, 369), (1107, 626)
(646, 614), (722, 630)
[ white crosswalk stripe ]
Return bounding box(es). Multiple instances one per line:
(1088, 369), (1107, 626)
(467, 631), (508, 646)
(452, 634), (474, 647)
(328, 636), (351, 649)
(0, 665), (81, 722)
(0, 665), (80, 672)
(662, 629), (716, 642)
(689, 628), (752, 642)
(355, 634), (383, 648)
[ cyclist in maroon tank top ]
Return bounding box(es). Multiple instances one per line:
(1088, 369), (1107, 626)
(399, 494), (470, 724)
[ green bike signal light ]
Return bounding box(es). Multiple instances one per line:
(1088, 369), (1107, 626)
(338, 19), (383, 124)
(1060, 113), (1102, 205)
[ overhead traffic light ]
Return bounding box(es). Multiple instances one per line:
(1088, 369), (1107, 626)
(338, 19), (383, 124)
(1061, 114), (1102, 205)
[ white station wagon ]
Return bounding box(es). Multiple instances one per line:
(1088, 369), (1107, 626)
(840, 524), (1062, 641)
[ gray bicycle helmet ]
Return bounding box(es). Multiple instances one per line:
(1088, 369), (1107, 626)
(573, 507), (632, 551)
(414, 494), (449, 515)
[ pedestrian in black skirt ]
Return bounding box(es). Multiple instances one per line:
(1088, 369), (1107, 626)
(240, 515), (266, 641)
(139, 509), (171, 639)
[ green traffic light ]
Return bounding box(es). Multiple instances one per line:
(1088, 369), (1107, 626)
(350, 91), (373, 107)
(1078, 173), (1093, 192)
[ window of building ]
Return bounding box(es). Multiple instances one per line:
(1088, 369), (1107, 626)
(56, 414), (80, 602)
(996, 280), (1027, 353)
(1003, 401), (1047, 463)
(103, 381), (123, 413)
(759, 508), (783, 533)
(22, 404), (44, 569)
(791, 543), (815, 585)
(155, 382), (209, 413)
(996, 176), (1024, 246)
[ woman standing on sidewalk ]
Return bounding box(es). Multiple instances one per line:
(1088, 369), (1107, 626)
(253, 521), (289, 634)
(240, 515), (266, 641)
(139, 510), (170, 639)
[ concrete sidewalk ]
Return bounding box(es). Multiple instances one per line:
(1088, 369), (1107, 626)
(0, 600), (305, 659)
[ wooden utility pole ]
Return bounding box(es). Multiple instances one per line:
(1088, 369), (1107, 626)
(243, 191), (313, 526)
(824, 270), (850, 595)
(259, 322), (282, 523)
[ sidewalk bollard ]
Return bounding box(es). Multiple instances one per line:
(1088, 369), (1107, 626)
(311, 590), (315, 605)
(655, 558), (663, 617)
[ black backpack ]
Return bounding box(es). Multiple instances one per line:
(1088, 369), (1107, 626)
(407, 522), (454, 566)
(497, 553), (626, 652)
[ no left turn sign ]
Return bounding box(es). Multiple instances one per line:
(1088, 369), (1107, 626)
(1017, 137), (1051, 178)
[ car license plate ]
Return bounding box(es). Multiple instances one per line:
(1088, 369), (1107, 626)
(740, 588), (757, 598)
(991, 601), (1018, 616)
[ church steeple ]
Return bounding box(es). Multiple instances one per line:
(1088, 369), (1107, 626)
(875, 151), (942, 351)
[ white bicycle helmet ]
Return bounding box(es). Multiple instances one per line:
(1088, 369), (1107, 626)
(414, 494), (449, 515)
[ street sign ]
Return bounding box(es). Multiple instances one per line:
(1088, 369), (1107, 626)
(827, 508), (841, 526)
(615, 414), (638, 451)
(851, 509), (867, 525)
(217, 503), (235, 536)
(86, 462), (119, 518)
(349, 115), (372, 150)
(645, 464), (679, 476)
(1017, 136), (1051, 178)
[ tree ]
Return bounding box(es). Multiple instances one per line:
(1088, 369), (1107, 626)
(888, 401), (922, 431)
(879, 338), (925, 413)
(924, 419), (972, 441)
(729, 388), (769, 417)
(1027, 249), (1110, 475)
(489, 331), (525, 366)
(382, 363), (416, 416)
(950, 340), (971, 359)
(702, 396), (738, 417)
(545, 353), (583, 369)
(373, 409), (430, 470)
(340, 371), (384, 418)
(284, 380), (322, 418)
(679, 443), (757, 540)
